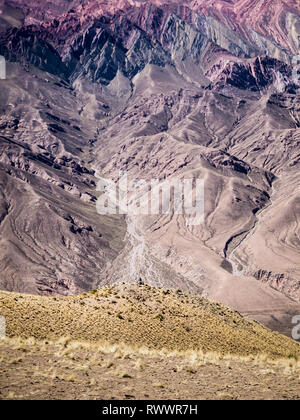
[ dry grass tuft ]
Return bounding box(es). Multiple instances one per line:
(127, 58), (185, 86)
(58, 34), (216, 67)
(0, 283), (299, 361)
(0, 334), (300, 400)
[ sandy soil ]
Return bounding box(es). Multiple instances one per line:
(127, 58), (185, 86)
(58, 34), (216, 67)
(0, 338), (300, 400)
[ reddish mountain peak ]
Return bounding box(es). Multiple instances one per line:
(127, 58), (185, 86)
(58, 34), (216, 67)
(188, 0), (300, 53)
(4, 0), (299, 56)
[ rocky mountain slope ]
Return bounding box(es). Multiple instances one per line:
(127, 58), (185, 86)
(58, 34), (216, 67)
(0, 1), (299, 335)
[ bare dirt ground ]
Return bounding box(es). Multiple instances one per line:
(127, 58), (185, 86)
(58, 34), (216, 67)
(0, 338), (300, 400)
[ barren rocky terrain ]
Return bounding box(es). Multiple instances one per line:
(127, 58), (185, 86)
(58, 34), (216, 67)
(0, 0), (299, 339)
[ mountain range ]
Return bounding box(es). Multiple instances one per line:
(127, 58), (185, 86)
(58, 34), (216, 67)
(0, 0), (299, 336)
